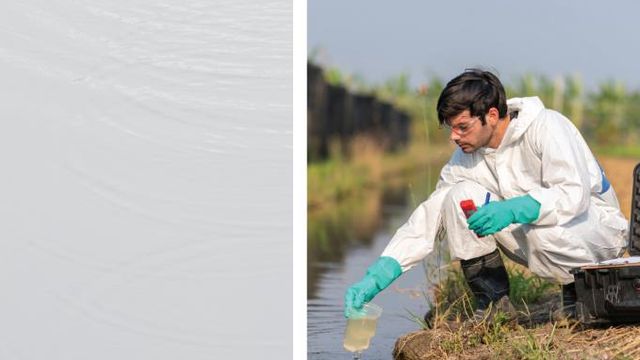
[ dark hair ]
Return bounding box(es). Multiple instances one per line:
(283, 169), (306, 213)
(436, 69), (508, 126)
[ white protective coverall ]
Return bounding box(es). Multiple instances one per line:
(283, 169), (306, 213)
(381, 96), (628, 284)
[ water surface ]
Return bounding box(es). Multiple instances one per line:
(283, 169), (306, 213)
(308, 167), (447, 359)
(0, 1), (292, 358)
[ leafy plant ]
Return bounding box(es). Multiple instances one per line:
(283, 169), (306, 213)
(508, 267), (556, 305)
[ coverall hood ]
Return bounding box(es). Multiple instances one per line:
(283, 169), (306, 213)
(476, 96), (545, 154)
(501, 96), (545, 147)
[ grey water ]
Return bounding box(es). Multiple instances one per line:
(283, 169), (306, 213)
(308, 176), (447, 359)
(0, 1), (291, 359)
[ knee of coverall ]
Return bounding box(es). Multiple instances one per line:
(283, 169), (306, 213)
(494, 225), (529, 268)
(522, 225), (591, 284)
(525, 197), (626, 285)
(441, 180), (502, 261)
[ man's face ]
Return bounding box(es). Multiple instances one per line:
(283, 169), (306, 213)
(445, 110), (494, 153)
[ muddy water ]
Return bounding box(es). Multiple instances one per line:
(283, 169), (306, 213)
(307, 167), (447, 359)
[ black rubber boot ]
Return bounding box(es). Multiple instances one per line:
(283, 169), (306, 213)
(460, 249), (511, 310)
(561, 282), (577, 319)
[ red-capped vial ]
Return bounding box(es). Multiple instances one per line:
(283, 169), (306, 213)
(460, 199), (477, 219)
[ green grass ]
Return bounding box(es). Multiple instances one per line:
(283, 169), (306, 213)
(425, 259), (555, 323)
(307, 157), (374, 208)
(593, 144), (640, 158)
(508, 267), (556, 306)
(308, 138), (451, 212)
(403, 257), (562, 358)
(511, 323), (557, 360)
(396, 254), (640, 359)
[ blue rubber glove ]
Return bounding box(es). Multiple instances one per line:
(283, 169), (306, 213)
(344, 256), (402, 318)
(467, 195), (541, 237)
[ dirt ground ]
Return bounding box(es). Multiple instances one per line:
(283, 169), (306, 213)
(599, 156), (640, 219)
(394, 317), (640, 360)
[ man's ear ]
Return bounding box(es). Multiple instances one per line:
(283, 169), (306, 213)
(485, 107), (500, 126)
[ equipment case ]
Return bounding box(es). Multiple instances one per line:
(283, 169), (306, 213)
(571, 163), (640, 324)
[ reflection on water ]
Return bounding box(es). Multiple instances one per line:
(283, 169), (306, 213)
(309, 189), (382, 298)
(307, 163), (446, 359)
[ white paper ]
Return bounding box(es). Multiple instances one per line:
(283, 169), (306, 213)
(597, 256), (640, 266)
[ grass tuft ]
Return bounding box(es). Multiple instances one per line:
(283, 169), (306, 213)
(395, 254), (640, 359)
(508, 267), (556, 305)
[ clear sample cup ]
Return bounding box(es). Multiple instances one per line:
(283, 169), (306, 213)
(343, 303), (383, 359)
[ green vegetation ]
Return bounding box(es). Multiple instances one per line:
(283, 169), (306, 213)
(309, 66), (640, 213)
(308, 137), (451, 211)
(425, 258), (556, 326)
(307, 153), (373, 208)
(508, 267), (556, 306)
(396, 257), (640, 359)
(316, 66), (640, 148)
(394, 259), (572, 359)
(593, 144), (640, 158)
(511, 324), (558, 360)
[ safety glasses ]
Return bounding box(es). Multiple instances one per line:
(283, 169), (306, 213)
(441, 116), (480, 136)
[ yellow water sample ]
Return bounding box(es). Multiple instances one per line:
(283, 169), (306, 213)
(343, 317), (378, 352)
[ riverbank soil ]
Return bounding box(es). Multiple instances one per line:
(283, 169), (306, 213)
(393, 155), (640, 360)
(393, 317), (640, 359)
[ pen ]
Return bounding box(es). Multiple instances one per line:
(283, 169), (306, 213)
(484, 192), (491, 205)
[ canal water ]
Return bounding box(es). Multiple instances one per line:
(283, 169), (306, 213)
(0, 2), (292, 358)
(308, 165), (448, 359)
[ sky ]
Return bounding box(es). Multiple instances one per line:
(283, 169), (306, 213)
(308, 0), (640, 92)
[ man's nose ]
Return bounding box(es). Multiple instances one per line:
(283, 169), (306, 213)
(449, 130), (460, 142)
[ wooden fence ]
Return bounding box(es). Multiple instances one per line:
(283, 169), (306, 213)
(308, 62), (411, 162)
